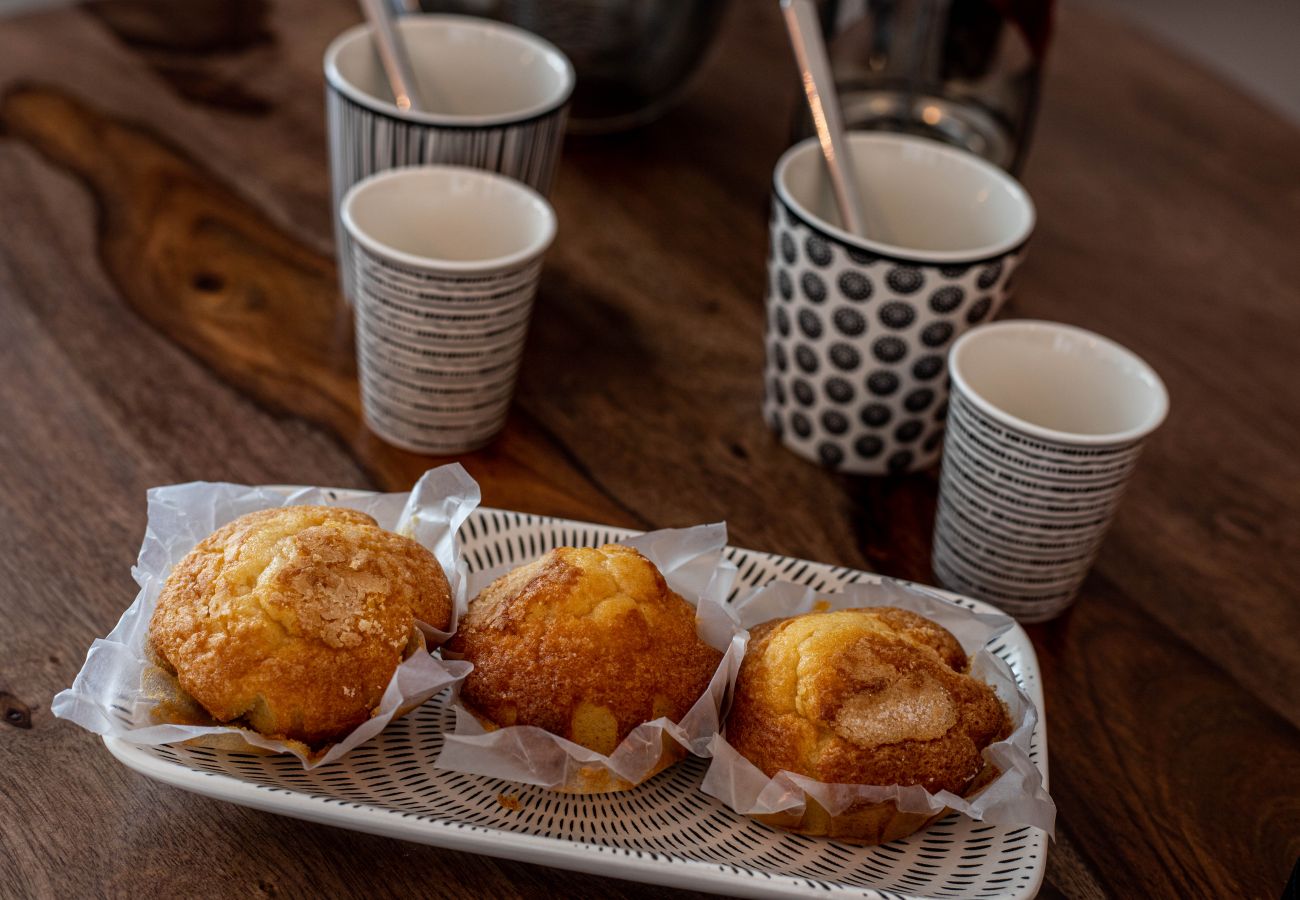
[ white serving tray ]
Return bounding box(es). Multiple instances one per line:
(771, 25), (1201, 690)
(105, 503), (1049, 899)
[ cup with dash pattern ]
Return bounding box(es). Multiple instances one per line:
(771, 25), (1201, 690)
(341, 165), (556, 454)
(933, 319), (1169, 622)
(762, 133), (1035, 475)
(325, 14), (574, 303)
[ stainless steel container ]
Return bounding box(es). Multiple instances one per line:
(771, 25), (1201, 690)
(419, 0), (732, 132)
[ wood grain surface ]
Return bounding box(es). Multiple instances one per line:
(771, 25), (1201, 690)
(1, 0), (1298, 898)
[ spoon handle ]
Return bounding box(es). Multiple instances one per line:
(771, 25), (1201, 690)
(781, 0), (870, 237)
(359, 0), (425, 112)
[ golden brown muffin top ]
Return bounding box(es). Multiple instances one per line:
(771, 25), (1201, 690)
(148, 505), (452, 746)
(446, 544), (723, 755)
(725, 607), (1010, 794)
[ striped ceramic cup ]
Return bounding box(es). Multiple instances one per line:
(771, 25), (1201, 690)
(341, 165), (556, 454)
(932, 320), (1169, 622)
(325, 15), (573, 302)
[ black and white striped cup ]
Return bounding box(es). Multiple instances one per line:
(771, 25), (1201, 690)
(325, 14), (573, 302)
(341, 165), (556, 454)
(763, 133), (1035, 475)
(933, 320), (1169, 622)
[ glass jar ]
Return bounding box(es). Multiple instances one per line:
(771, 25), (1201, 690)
(801, 0), (1054, 173)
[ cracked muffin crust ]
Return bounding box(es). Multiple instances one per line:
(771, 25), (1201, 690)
(727, 607), (1011, 793)
(148, 505), (452, 746)
(446, 544), (722, 760)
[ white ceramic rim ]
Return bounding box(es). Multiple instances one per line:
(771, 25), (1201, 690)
(323, 14), (575, 127)
(949, 320), (1169, 447)
(341, 165), (557, 273)
(773, 133), (1036, 264)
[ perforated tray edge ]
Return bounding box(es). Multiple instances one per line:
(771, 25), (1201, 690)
(104, 504), (1050, 900)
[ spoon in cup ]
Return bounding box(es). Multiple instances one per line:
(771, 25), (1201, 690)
(358, 0), (426, 112)
(780, 0), (872, 238)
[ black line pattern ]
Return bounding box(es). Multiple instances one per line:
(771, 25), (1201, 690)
(123, 508), (1047, 899)
(352, 244), (543, 451)
(933, 385), (1144, 619)
(328, 84), (567, 301)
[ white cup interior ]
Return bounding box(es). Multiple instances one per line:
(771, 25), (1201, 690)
(342, 166), (556, 271)
(776, 133), (1035, 262)
(950, 320), (1169, 444)
(325, 15), (573, 124)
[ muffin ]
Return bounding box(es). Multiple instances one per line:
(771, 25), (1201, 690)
(725, 606), (1011, 843)
(149, 505), (452, 747)
(445, 544), (722, 789)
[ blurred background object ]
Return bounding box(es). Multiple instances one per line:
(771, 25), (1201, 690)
(1, 0), (1296, 130)
(415, 0), (732, 132)
(797, 0), (1053, 174)
(1073, 0), (1300, 125)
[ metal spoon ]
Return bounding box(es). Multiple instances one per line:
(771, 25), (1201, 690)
(358, 0), (425, 112)
(780, 0), (870, 237)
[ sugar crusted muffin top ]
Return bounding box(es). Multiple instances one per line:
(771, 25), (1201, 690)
(726, 607), (1011, 794)
(446, 544), (723, 756)
(148, 505), (452, 746)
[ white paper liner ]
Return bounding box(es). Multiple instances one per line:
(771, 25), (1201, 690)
(434, 523), (746, 792)
(700, 579), (1056, 834)
(51, 464), (481, 769)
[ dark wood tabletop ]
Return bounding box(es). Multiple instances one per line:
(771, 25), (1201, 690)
(2, 0), (1298, 897)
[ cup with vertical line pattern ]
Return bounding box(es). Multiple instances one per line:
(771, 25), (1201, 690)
(325, 14), (573, 303)
(932, 320), (1169, 622)
(342, 165), (556, 454)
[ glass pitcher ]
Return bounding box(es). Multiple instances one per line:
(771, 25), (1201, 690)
(805, 0), (1054, 173)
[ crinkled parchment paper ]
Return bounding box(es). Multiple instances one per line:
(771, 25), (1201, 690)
(700, 579), (1056, 834)
(434, 523), (745, 792)
(51, 464), (480, 769)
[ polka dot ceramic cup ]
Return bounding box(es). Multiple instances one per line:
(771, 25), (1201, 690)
(763, 133), (1035, 475)
(933, 320), (1169, 622)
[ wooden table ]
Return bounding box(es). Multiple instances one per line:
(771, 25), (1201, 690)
(1, 1), (1297, 897)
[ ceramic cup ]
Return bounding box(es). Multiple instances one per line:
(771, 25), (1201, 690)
(325, 14), (574, 302)
(932, 320), (1169, 622)
(762, 133), (1035, 475)
(341, 165), (557, 454)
